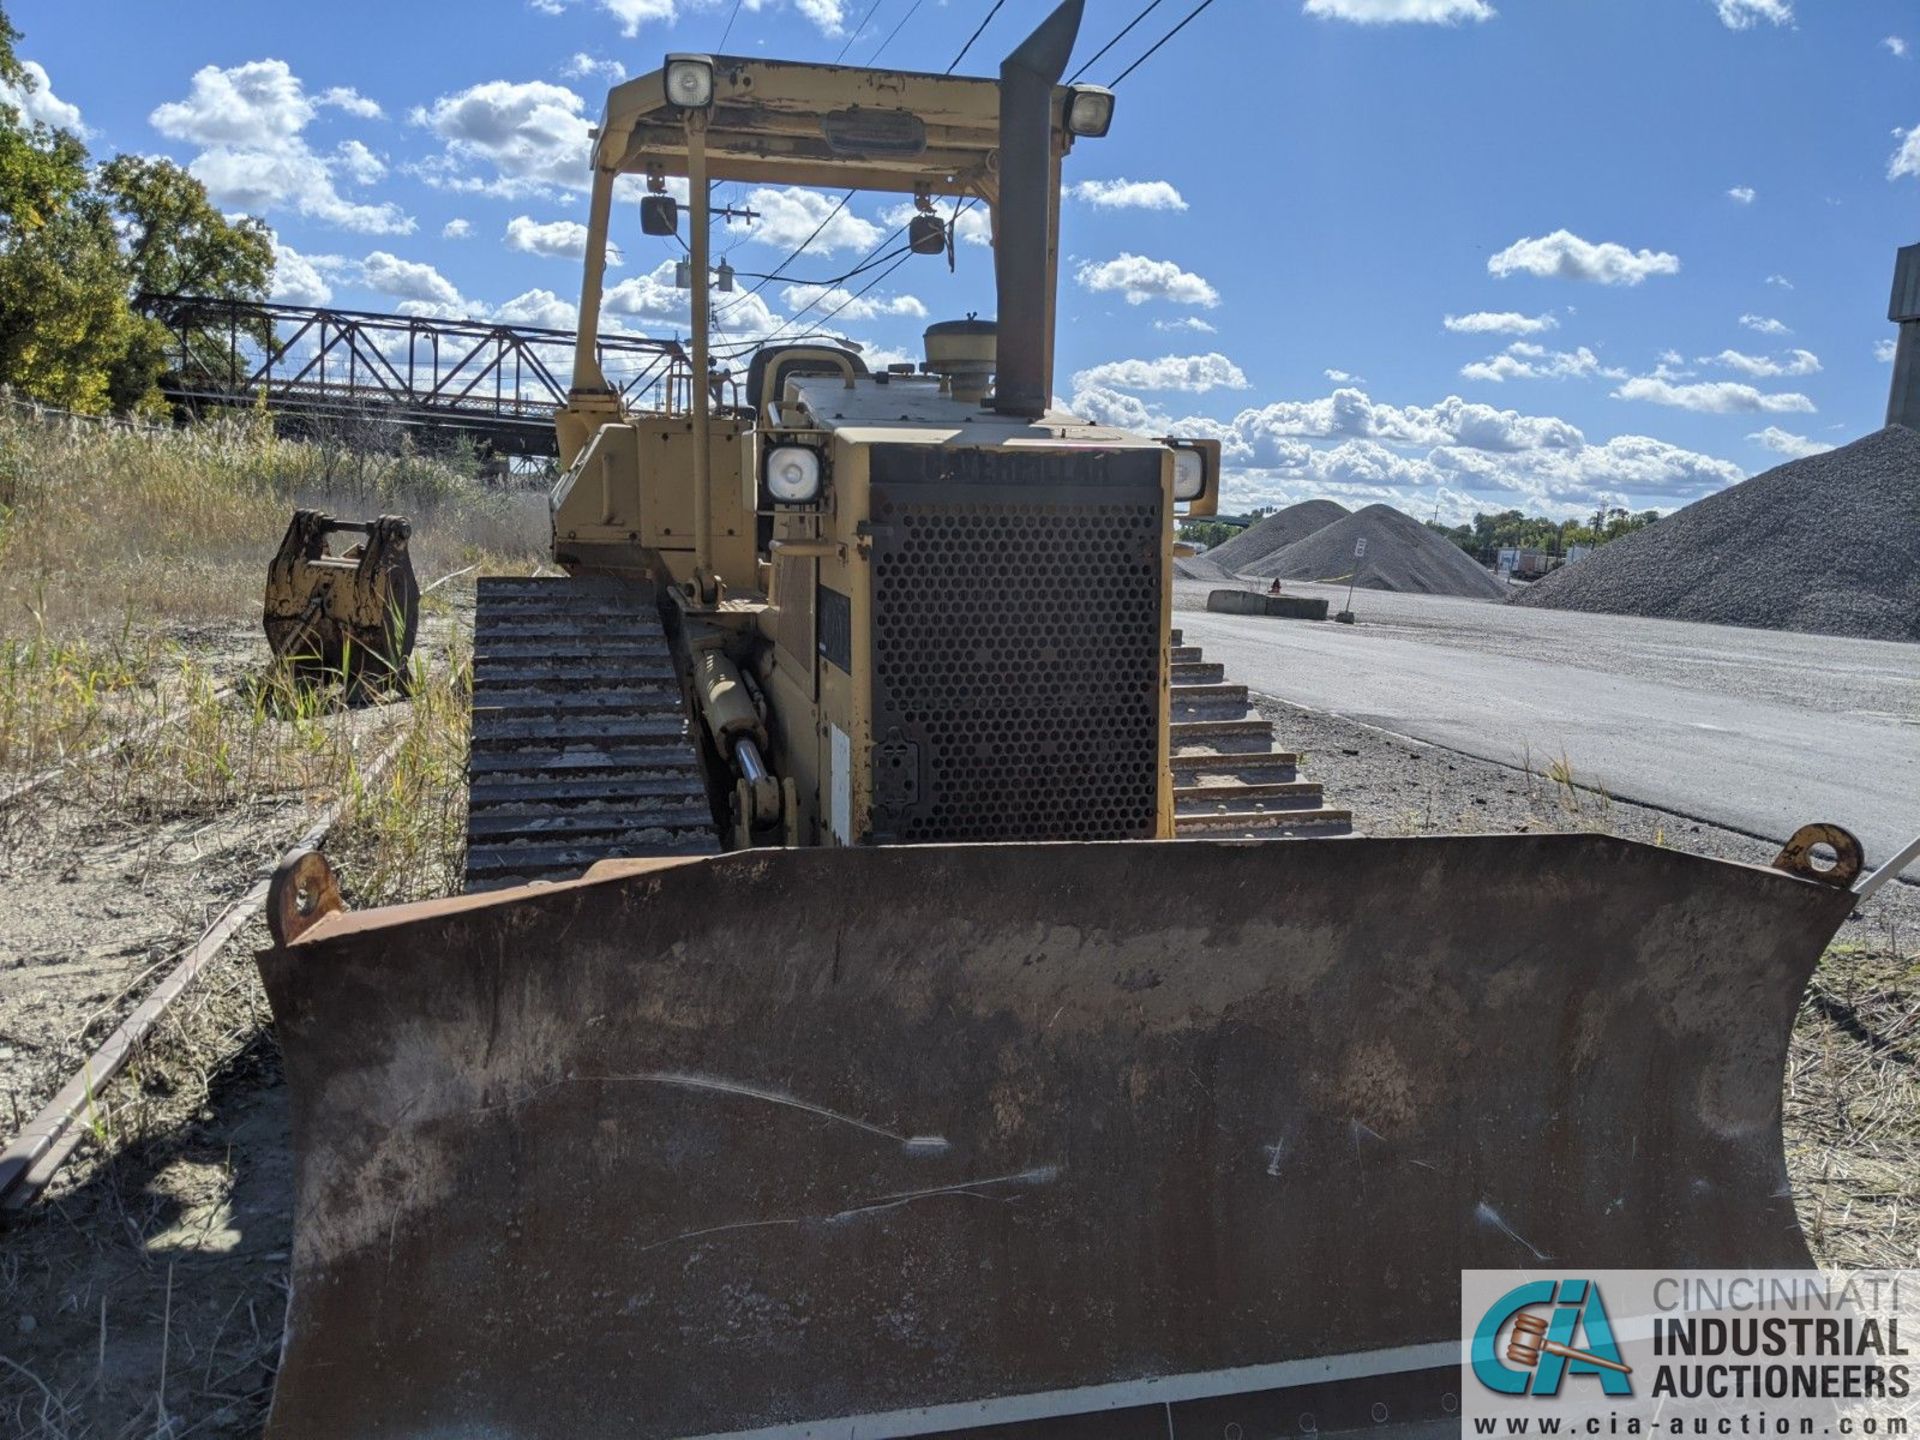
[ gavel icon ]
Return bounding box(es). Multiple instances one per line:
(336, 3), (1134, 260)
(1507, 1312), (1633, 1375)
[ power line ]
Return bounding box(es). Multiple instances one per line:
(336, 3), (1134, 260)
(945, 0), (1007, 73)
(1109, 0), (1222, 87)
(732, 243), (914, 288)
(714, 191), (856, 320)
(869, 0), (927, 64)
(835, 0), (888, 62)
(1067, 0), (1168, 84)
(738, 221), (911, 350)
(768, 187), (979, 344)
(717, 0), (744, 49)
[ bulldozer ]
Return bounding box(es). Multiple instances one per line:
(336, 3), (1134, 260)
(253, 4), (1879, 1435)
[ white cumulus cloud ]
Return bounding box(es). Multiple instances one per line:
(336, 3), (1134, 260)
(1704, 347), (1820, 378)
(745, 186), (884, 255)
(413, 79), (593, 196)
(1071, 353), (1250, 394)
(443, 218), (472, 239)
(777, 284), (926, 322)
(1461, 343), (1622, 383)
(1713, 0), (1792, 29)
(1155, 316), (1217, 334)
(493, 288), (579, 329)
(152, 59), (314, 143)
(1302, 0), (1494, 24)
(1613, 375), (1814, 414)
(1215, 388), (1585, 458)
(1444, 311), (1558, 335)
(562, 53), (627, 82)
(1, 60), (86, 134)
(1488, 230), (1680, 286)
(1748, 427), (1831, 459)
(1892, 126), (1920, 181)
(1727, 186), (1755, 204)
(151, 60), (412, 233)
(1887, 37), (1910, 58)
(269, 239), (342, 306)
(1876, 339), (1898, 363)
(505, 214), (604, 262)
(1075, 253), (1219, 307)
(1739, 314), (1791, 335)
(358, 251), (472, 314)
(1069, 179), (1188, 211)
(334, 139), (386, 185)
(318, 86), (383, 119)
(1069, 385), (1169, 431)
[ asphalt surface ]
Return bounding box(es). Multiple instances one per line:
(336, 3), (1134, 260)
(1177, 579), (1920, 869)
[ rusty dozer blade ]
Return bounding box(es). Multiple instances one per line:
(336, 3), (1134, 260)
(257, 831), (1858, 1440)
(263, 508), (419, 683)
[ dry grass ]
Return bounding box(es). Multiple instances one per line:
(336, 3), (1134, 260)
(0, 406), (542, 778)
(0, 408), (523, 1435)
(0, 639), (479, 1439)
(1787, 930), (1920, 1267)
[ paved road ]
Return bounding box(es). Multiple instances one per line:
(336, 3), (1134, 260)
(1177, 582), (1920, 868)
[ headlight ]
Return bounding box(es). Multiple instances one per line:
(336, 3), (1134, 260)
(764, 445), (824, 504)
(664, 54), (714, 110)
(1170, 447), (1207, 501)
(1066, 85), (1115, 138)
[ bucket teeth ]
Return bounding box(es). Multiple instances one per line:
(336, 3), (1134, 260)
(465, 578), (718, 889)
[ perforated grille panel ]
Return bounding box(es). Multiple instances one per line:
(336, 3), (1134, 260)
(868, 445), (1164, 843)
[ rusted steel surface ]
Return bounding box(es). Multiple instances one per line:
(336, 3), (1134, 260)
(1771, 821), (1865, 888)
(257, 834), (1854, 1439)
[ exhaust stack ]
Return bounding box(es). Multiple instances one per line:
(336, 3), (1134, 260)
(992, 0), (1083, 419)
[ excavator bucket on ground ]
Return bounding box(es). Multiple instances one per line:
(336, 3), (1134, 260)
(262, 508), (419, 685)
(257, 829), (1858, 1440)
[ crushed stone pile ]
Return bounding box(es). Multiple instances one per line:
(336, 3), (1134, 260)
(1250, 503), (1508, 599)
(1191, 499), (1349, 576)
(1511, 425), (1920, 643)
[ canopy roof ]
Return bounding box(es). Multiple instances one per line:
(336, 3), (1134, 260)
(595, 57), (1079, 199)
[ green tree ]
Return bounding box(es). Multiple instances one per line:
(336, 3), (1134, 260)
(0, 24), (136, 413)
(0, 6), (276, 413)
(97, 155), (276, 403)
(1178, 519), (1244, 550)
(1428, 506), (1662, 558)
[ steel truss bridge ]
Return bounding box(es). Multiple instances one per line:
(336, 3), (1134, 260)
(136, 295), (692, 459)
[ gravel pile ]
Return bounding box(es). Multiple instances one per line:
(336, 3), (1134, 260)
(1250, 503), (1508, 598)
(1511, 426), (1920, 643)
(1176, 499), (1348, 580)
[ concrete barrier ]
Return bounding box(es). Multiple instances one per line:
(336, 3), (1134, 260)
(1205, 589), (1330, 621)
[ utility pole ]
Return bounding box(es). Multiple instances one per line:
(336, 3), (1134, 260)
(1889, 241), (1919, 430)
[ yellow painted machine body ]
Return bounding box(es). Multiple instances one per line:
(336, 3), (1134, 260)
(540, 8), (1220, 850)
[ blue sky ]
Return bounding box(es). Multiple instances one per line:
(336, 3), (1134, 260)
(6, 0), (1917, 520)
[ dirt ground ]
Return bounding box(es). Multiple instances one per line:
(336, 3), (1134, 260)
(0, 600), (474, 1438)
(1, 651), (1915, 1435)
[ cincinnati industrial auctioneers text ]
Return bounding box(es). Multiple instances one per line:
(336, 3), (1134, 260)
(1651, 1278), (1911, 1402)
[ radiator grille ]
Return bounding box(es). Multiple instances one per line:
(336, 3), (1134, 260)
(869, 447), (1164, 843)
